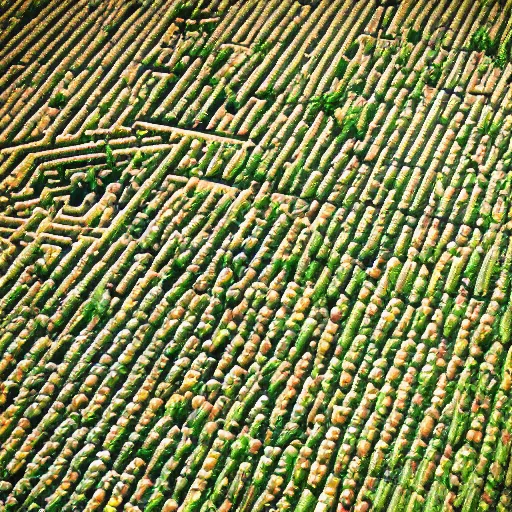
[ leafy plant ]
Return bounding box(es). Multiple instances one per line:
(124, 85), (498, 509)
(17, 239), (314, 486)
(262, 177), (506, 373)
(488, 119), (503, 139)
(338, 104), (363, 140)
(253, 41), (271, 54)
(363, 39), (376, 56)
(86, 166), (98, 191)
(48, 91), (67, 109)
(496, 29), (512, 68)
(211, 47), (233, 74)
(172, 58), (188, 75)
(105, 143), (115, 170)
(335, 57), (349, 78)
(425, 61), (444, 87)
(407, 28), (422, 44)
(470, 26), (495, 54)
(310, 90), (345, 116)
(345, 41), (359, 60)
(397, 43), (412, 66)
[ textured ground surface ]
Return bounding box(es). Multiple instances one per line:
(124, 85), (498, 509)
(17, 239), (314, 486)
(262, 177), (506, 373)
(1, 0), (512, 511)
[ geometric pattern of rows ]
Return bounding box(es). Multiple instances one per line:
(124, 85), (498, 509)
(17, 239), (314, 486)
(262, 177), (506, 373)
(1, 0), (512, 510)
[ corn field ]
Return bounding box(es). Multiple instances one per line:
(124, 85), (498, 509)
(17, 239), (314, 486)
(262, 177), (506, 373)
(1, 0), (512, 510)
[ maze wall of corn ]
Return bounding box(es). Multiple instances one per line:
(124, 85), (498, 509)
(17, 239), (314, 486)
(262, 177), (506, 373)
(1, 0), (512, 510)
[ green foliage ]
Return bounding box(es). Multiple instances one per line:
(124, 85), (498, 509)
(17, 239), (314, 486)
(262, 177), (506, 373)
(49, 71), (66, 89)
(338, 105), (363, 140)
(48, 91), (67, 109)
(135, 129), (148, 141)
(211, 48), (233, 72)
(411, 75), (425, 101)
(407, 28), (422, 44)
(397, 43), (412, 66)
(345, 41), (359, 60)
(348, 78), (366, 95)
(439, 115), (449, 127)
(103, 16), (124, 34)
(363, 39), (376, 56)
(105, 143), (115, 170)
(477, 62), (489, 76)
(310, 90), (345, 116)
(98, 102), (110, 116)
(176, 1), (195, 18)
(310, 90), (375, 141)
(478, 111), (503, 139)
(86, 166), (98, 191)
(496, 29), (512, 68)
(132, 149), (145, 167)
(357, 102), (378, 138)
(425, 61), (444, 87)
(81, 283), (108, 323)
(488, 119), (503, 139)
(253, 41), (271, 54)
(335, 57), (349, 78)
(470, 26), (494, 53)
(172, 58), (188, 75)
(257, 85), (276, 100)
(142, 50), (159, 67)
(478, 111), (493, 136)
(468, 25), (512, 69)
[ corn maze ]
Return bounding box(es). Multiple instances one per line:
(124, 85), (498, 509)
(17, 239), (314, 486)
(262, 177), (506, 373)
(1, 0), (512, 510)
